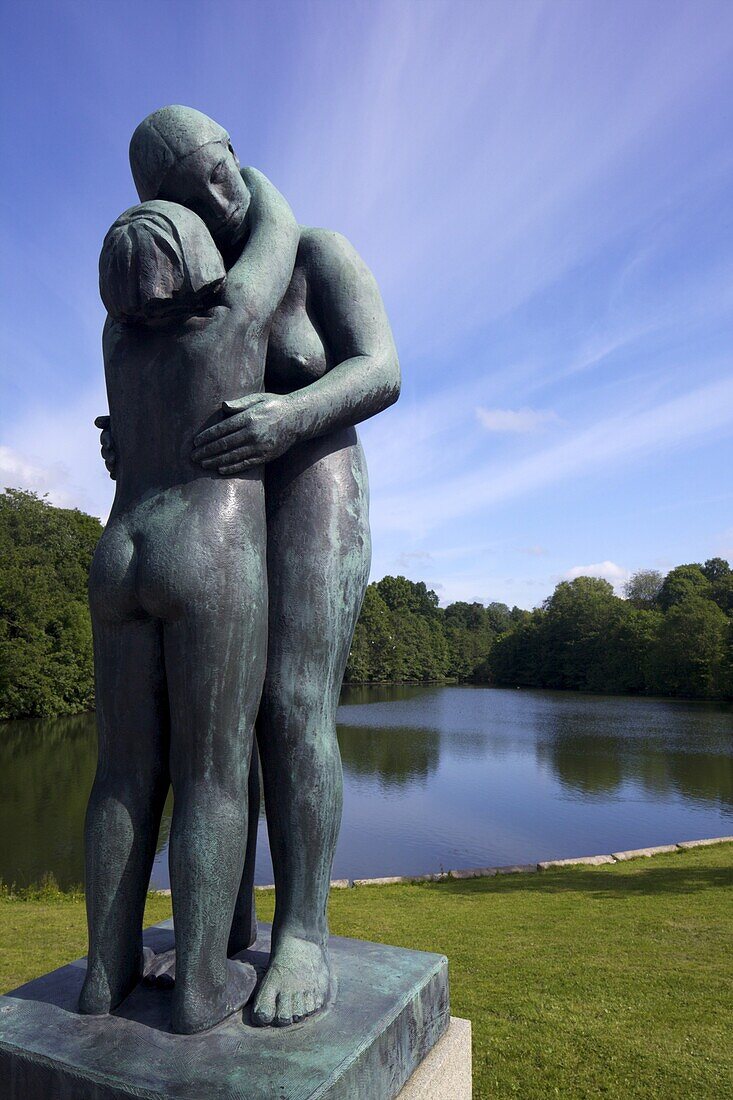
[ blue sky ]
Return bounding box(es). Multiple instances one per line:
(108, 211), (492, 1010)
(2, 0), (733, 608)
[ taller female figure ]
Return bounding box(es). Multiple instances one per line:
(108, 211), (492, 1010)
(101, 106), (400, 1028)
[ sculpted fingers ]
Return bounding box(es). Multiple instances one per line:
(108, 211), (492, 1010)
(221, 393), (267, 416)
(193, 422), (256, 462)
(192, 413), (251, 452)
(214, 451), (263, 477)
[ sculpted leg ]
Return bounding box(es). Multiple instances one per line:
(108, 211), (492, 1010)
(227, 743), (260, 956)
(80, 619), (169, 1015)
(253, 432), (370, 1027)
(165, 590), (265, 1035)
(145, 742), (261, 992)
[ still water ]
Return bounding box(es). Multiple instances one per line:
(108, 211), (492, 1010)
(1, 685), (732, 889)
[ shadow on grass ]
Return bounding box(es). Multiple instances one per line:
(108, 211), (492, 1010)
(427, 856), (733, 900)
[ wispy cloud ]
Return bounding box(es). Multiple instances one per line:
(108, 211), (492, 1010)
(3, 0), (733, 613)
(476, 407), (559, 434)
(374, 372), (733, 534)
(515, 545), (548, 557)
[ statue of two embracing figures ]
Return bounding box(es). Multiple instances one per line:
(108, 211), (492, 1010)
(81, 105), (400, 1035)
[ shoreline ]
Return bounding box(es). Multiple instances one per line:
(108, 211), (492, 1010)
(145, 834), (733, 896)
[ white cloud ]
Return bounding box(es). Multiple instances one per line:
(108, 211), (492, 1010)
(476, 407), (560, 434)
(1, 385), (114, 519)
(0, 445), (87, 511)
(564, 561), (630, 593)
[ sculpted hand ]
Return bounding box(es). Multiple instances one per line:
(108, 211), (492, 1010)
(192, 394), (300, 473)
(94, 415), (117, 480)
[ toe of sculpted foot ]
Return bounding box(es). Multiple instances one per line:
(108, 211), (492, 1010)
(251, 934), (333, 1027)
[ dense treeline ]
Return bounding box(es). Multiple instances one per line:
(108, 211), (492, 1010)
(489, 565), (733, 699)
(0, 490), (101, 719)
(2, 489), (732, 719)
(345, 574), (521, 683)
(347, 564), (733, 699)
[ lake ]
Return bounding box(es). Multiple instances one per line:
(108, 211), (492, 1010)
(1, 685), (732, 889)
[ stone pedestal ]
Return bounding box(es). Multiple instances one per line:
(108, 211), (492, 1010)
(397, 1016), (472, 1098)
(0, 920), (451, 1099)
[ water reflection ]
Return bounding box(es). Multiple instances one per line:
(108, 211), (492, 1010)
(0, 713), (96, 888)
(1, 686), (732, 887)
(534, 694), (733, 809)
(338, 725), (440, 788)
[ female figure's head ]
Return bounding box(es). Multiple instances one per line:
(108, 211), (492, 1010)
(129, 106), (250, 251)
(99, 200), (226, 324)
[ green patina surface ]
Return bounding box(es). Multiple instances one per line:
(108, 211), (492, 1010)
(0, 921), (448, 1099)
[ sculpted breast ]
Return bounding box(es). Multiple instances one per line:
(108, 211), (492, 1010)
(265, 271), (330, 393)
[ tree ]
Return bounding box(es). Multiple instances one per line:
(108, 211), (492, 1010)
(489, 610), (544, 686)
(649, 595), (728, 697)
(345, 585), (395, 682)
(443, 601), (496, 679)
(657, 564), (711, 611)
(374, 575), (440, 617)
(701, 558), (731, 583)
(599, 606), (661, 694)
(702, 558), (733, 613)
(540, 577), (622, 690)
(623, 569), (663, 608)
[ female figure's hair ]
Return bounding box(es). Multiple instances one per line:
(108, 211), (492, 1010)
(99, 200), (226, 323)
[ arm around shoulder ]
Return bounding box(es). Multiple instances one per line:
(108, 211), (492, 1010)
(225, 168), (299, 322)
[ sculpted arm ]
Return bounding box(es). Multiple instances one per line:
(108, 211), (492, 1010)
(193, 231), (400, 471)
(284, 231), (400, 441)
(226, 167), (298, 321)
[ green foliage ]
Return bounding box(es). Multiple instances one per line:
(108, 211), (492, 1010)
(623, 568), (663, 608)
(0, 489), (102, 720)
(648, 595), (729, 698)
(657, 563), (711, 610)
(2, 491), (730, 710)
(489, 561), (732, 700)
(345, 576), (513, 684)
(348, 562), (733, 700)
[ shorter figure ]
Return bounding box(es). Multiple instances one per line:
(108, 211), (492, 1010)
(81, 178), (297, 1033)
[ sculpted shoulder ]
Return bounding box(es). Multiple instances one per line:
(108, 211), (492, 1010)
(297, 227), (365, 282)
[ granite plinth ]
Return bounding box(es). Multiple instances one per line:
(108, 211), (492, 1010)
(397, 1017), (472, 1098)
(0, 920), (449, 1100)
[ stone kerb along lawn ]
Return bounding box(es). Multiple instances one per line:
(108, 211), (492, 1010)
(2, 843), (732, 1099)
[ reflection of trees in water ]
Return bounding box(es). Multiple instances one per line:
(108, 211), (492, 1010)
(339, 683), (432, 707)
(337, 724), (440, 787)
(0, 713), (173, 888)
(537, 714), (733, 808)
(537, 734), (625, 795)
(0, 713), (96, 887)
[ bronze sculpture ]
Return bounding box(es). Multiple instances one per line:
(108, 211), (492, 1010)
(88, 106), (400, 1033)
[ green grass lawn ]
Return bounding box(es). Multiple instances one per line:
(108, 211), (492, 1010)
(2, 845), (732, 1098)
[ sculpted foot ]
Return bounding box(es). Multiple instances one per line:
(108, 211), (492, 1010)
(252, 935), (333, 1027)
(171, 958), (257, 1034)
(79, 947), (153, 1015)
